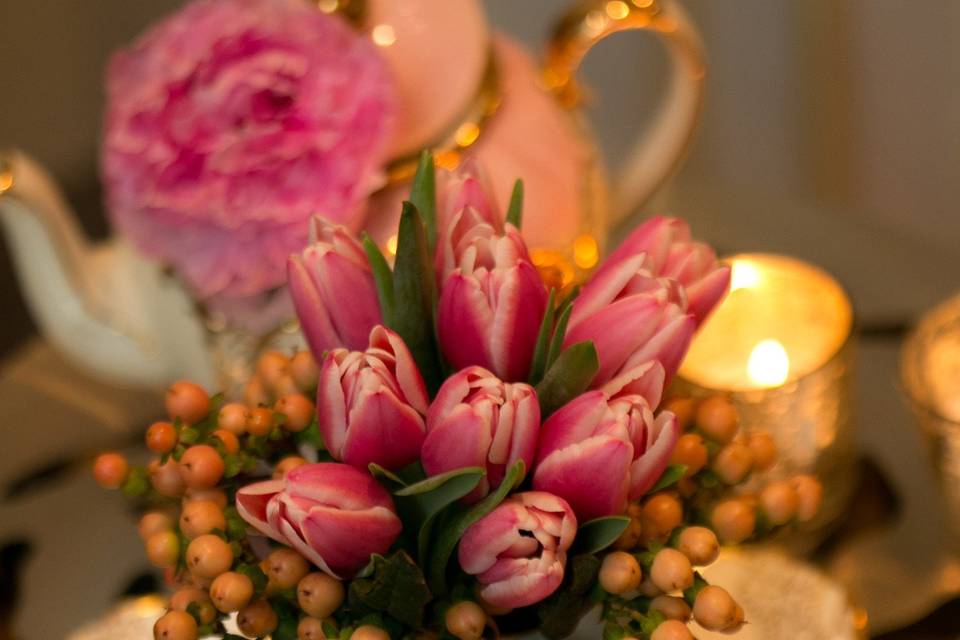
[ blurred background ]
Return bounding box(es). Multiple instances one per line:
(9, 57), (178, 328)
(0, 0), (958, 637)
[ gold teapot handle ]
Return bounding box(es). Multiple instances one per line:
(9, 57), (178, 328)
(544, 0), (706, 226)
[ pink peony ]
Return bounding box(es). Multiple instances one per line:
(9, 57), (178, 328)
(102, 0), (394, 301)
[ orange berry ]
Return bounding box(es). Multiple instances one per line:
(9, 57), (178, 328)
(184, 487), (227, 509)
(217, 403), (249, 435)
(149, 459), (186, 497)
(650, 548), (693, 592)
(238, 600), (278, 637)
(153, 610), (197, 640)
(711, 442), (754, 485)
(651, 619), (693, 640)
(257, 351), (291, 390)
(93, 452), (129, 489)
(165, 381), (211, 424)
(291, 351), (320, 391)
(711, 498), (756, 544)
(350, 626), (389, 640)
(599, 551), (642, 594)
(244, 377), (270, 407)
(247, 407), (275, 436)
(677, 526), (719, 566)
(265, 548), (310, 589)
(211, 429), (240, 454)
(669, 434), (708, 477)
(695, 395), (739, 443)
(145, 530), (179, 568)
(650, 595), (691, 621)
(641, 493), (683, 541)
(298, 572), (345, 619)
(146, 421), (178, 454)
(274, 456), (309, 479)
(138, 511), (173, 541)
(747, 432), (778, 471)
(179, 445), (224, 489)
(792, 474), (823, 522)
(760, 480), (799, 525)
(662, 397), (696, 430)
(275, 394), (315, 432)
(169, 586), (216, 624)
(693, 585), (740, 631)
(186, 534), (233, 579)
(180, 500), (226, 539)
(210, 571), (254, 612)
(445, 601), (487, 640)
(298, 616), (326, 640)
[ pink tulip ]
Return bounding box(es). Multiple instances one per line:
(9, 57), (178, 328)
(236, 463), (402, 578)
(600, 216), (731, 326)
(459, 491), (576, 609)
(435, 160), (502, 281)
(288, 217), (381, 354)
(436, 219), (547, 382)
(532, 362), (679, 521)
(318, 326), (429, 470)
(421, 367), (540, 502)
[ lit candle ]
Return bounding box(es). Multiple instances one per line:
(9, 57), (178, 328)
(676, 253), (857, 539)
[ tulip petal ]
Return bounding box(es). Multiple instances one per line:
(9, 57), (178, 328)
(459, 501), (527, 575)
(533, 436), (633, 521)
(534, 391), (608, 464)
(299, 504), (403, 578)
(370, 326), (429, 414)
(479, 559), (565, 609)
(629, 412), (680, 499)
(311, 250), (380, 351)
(438, 273), (495, 372)
(235, 480), (286, 542)
(341, 389), (426, 470)
(686, 265), (731, 325)
(285, 463), (395, 512)
(318, 351), (350, 459)
(568, 254), (648, 329)
(619, 311), (695, 381)
(421, 404), (492, 499)
(288, 255), (341, 357)
(490, 261), (548, 381)
(601, 360), (666, 407)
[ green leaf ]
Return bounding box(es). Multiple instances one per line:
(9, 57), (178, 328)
(363, 233), (396, 323)
(395, 467), (484, 497)
(292, 418), (324, 450)
(268, 596), (301, 640)
(505, 179), (524, 229)
(649, 464), (687, 493)
(120, 467), (148, 497)
(528, 288), (557, 385)
(538, 554), (602, 639)
(236, 563), (269, 596)
(391, 201), (443, 394)
(682, 571), (709, 604)
(427, 461), (525, 594)
(223, 454), (241, 478)
(368, 463), (407, 491)
(410, 151), (438, 249)
(535, 341), (599, 416)
(545, 301), (574, 371)
(348, 551), (433, 628)
(573, 516), (631, 555)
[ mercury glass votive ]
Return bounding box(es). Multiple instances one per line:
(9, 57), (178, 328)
(675, 253), (857, 539)
(901, 292), (960, 549)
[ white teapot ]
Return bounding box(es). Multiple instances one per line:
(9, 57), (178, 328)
(0, 0), (704, 391)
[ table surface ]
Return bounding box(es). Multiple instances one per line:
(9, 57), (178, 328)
(2, 182), (959, 638)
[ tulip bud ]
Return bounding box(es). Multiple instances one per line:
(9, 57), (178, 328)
(236, 463), (402, 578)
(318, 326), (428, 470)
(459, 491), (576, 609)
(288, 217), (381, 355)
(422, 367), (540, 501)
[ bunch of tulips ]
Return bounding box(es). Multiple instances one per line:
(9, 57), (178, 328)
(94, 156), (822, 640)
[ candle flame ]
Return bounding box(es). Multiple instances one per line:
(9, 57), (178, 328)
(747, 339), (790, 387)
(730, 260), (762, 291)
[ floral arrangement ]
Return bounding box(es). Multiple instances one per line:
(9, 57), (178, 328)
(101, 0), (393, 303)
(94, 156), (823, 640)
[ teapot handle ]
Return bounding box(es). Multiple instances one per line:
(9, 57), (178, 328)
(545, 0), (705, 227)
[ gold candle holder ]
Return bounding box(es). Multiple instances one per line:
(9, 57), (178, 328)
(675, 253), (857, 540)
(901, 292), (960, 550)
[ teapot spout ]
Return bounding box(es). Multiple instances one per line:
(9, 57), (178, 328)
(0, 150), (213, 388)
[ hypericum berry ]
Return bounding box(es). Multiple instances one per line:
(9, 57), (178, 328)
(265, 548), (310, 589)
(274, 456), (309, 480)
(238, 600), (278, 637)
(650, 619), (693, 640)
(217, 403), (249, 435)
(612, 515), (643, 550)
(599, 551), (642, 594)
(641, 493), (683, 540)
(138, 511), (173, 541)
(244, 377), (270, 407)
(792, 474), (823, 522)
(662, 397), (696, 430)
(180, 500), (226, 539)
(185, 534), (233, 579)
(669, 434), (708, 477)
(145, 531), (179, 568)
(638, 575), (662, 597)
(209, 571), (254, 612)
(747, 432), (778, 471)
(650, 548), (693, 592)
(350, 625), (389, 640)
(298, 572), (345, 619)
(275, 394), (315, 432)
(711, 442), (754, 485)
(274, 374), (300, 397)
(149, 459), (186, 497)
(650, 595), (692, 621)
(445, 601), (487, 640)
(146, 421), (178, 454)
(695, 395), (739, 443)
(257, 351), (291, 390)
(211, 429), (240, 454)
(291, 351), (320, 391)
(693, 585), (740, 631)
(246, 407), (275, 437)
(179, 445), (224, 489)
(169, 586), (216, 624)
(676, 526), (719, 566)
(153, 610), (198, 640)
(183, 487), (228, 509)
(298, 617), (327, 640)
(165, 381), (210, 424)
(711, 498), (756, 544)
(93, 452), (129, 489)
(760, 479), (799, 525)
